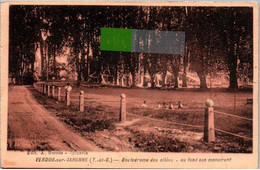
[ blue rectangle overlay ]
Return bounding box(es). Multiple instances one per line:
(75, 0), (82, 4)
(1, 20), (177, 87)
(132, 30), (185, 55)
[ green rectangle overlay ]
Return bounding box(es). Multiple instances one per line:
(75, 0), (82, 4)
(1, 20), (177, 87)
(100, 28), (132, 52)
(100, 27), (185, 55)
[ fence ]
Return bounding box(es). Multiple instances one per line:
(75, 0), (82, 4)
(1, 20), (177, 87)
(212, 110), (253, 141)
(118, 96), (252, 143)
(127, 98), (252, 143)
(33, 82), (253, 143)
(34, 82), (85, 112)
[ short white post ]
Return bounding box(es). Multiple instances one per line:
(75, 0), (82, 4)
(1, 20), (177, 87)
(44, 84), (46, 94)
(52, 86), (55, 98)
(66, 89), (70, 106)
(79, 91), (84, 112)
(57, 87), (61, 102)
(204, 99), (215, 142)
(119, 93), (126, 122)
(47, 85), (51, 97)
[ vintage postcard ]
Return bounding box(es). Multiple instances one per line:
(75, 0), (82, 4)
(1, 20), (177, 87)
(1, 1), (258, 169)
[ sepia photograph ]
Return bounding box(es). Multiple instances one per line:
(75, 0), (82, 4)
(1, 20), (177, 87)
(1, 1), (258, 168)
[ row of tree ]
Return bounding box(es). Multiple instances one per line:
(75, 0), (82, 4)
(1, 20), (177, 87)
(9, 5), (253, 89)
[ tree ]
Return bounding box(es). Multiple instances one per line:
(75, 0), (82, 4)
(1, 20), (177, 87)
(9, 5), (253, 89)
(9, 5), (42, 84)
(214, 7), (253, 89)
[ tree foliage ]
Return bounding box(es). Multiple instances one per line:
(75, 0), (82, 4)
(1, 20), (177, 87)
(9, 5), (253, 89)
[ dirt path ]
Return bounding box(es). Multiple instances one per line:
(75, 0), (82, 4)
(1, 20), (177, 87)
(8, 86), (102, 151)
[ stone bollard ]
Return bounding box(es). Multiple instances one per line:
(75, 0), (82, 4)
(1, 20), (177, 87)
(66, 89), (70, 106)
(43, 84), (45, 94)
(119, 93), (126, 122)
(52, 86), (55, 98)
(204, 99), (215, 142)
(79, 91), (84, 112)
(47, 85), (51, 97)
(57, 87), (61, 102)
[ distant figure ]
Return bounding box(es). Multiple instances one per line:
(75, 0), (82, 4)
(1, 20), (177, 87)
(65, 83), (72, 92)
(141, 101), (147, 108)
(178, 101), (184, 109)
(169, 102), (174, 110)
(157, 102), (162, 109)
(163, 102), (168, 109)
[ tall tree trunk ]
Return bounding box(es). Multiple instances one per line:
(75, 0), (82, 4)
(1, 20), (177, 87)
(21, 54), (24, 85)
(162, 70), (167, 86)
(173, 72), (179, 88)
(53, 45), (56, 78)
(171, 55), (181, 89)
(92, 36), (102, 83)
(149, 67), (157, 89)
(114, 66), (118, 85)
(225, 38), (238, 89)
(39, 41), (45, 80)
(76, 48), (81, 83)
(87, 62), (90, 82)
(182, 49), (188, 87)
(150, 75), (156, 88)
(228, 41), (238, 89)
(143, 62), (147, 87)
(130, 53), (137, 87)
(182, 73), (187, 87)
(81, 51), (86, 81)
(131, 72), (136, 87)
(228, 61), (238, 89)
(83, 40), (90, 82)
(143, 68), (146, 87)
(97, 62), (102, 83)
(46, 44), (49, 81)
(197, 71), (207, 89)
